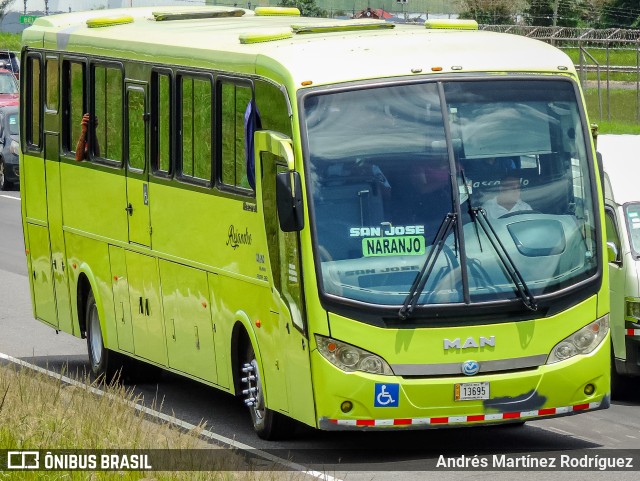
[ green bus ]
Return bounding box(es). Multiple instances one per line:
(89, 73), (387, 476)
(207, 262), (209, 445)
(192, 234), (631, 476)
(20, 6), (610, 439)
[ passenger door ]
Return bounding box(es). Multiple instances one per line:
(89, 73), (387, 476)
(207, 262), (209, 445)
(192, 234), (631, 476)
(606, 206), (626, 360)
(256, 132), (315, 424)
(125, 84), (151, 247)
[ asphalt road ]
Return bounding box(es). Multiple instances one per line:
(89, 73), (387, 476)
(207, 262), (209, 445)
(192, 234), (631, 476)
(1, 190), (640, 480)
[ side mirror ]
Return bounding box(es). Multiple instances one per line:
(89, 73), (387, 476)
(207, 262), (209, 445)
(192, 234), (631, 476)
(607, 241), (620, 264)
(276, 171), (304, 232)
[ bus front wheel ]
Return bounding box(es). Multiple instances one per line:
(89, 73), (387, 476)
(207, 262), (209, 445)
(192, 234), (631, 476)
(241, 343), (289, 440)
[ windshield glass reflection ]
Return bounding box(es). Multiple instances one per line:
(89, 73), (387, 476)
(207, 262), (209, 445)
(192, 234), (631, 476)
(304, 79), (598, 310)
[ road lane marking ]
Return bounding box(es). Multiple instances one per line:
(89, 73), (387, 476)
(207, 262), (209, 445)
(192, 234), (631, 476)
(540, 425), (602, 445)
(0, 351), (342, 481)
(0, 194), (20, 201)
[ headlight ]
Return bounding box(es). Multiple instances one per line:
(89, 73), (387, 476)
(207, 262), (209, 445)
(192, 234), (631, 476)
(547, 316), (609, 364)
(9, 140), (19, 156)
(315, 334), (394, 375)
(626, 300), (640, 321)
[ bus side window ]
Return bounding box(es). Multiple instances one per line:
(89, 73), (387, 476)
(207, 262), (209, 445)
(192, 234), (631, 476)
(178, 73), (213, 184)
(92, 64), (123, 163)
(63, 60), (85, 156)
(219, 80), (252, 191)
(254, 79), (292, 139)
(151, 70), (172, 176)
(25, 54), (42, 149)
(45, 56), (59, 113)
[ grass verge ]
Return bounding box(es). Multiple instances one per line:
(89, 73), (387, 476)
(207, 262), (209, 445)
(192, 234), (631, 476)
(0, 33), (21, 52)
(0, 363), (300, 480)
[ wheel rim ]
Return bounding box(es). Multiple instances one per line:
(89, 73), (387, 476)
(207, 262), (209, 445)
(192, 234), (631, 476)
(89, 303), (103, 367)
(249, 359), (266, 423)
(242, 348), (266, 427)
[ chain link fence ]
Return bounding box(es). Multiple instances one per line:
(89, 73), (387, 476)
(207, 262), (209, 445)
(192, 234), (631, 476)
(481, 25), (640, 124)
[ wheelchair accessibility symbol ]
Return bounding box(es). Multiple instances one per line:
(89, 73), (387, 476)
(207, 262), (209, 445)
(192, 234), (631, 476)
(374, 383), (399, 407)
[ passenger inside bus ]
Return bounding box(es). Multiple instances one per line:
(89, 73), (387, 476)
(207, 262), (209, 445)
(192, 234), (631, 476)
(392, 157), (453, 244)
(312, 159), (390, 260)
(482, 173), (532, 218)
(75, 113), (100, 161)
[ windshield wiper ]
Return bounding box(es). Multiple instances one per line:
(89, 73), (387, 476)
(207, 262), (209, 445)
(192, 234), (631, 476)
(399, 213), (456, 320)
(469, 207), (538, 311)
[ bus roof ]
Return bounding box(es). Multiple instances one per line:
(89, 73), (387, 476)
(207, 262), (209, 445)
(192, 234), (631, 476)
(23, 6), (576, 89)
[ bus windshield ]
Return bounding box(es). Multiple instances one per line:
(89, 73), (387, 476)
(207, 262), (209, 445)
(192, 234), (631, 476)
(304, 79), (598, 309)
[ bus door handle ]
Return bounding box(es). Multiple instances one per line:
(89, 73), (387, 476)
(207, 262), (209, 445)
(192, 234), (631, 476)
(125, 203), (134, 216)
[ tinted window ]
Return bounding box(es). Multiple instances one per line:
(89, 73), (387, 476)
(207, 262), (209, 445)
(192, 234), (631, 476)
(0, 72), (17, 94)
(66, 61), (85, 155)
(152, 71), (171, 174)
(26, 55), (41, 148)
(46, 57), (59, 112)
(93, 64), (123, 163)
(220, 81), (252, 190)
(8, 113), (18, 135)
(127, 88), (146, 171)
(179, 74), (212, 182)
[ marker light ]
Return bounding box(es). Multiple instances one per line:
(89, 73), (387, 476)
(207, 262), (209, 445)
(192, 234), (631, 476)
(86, 15), (134, 28)
(341, 401), (353, 413)
(425, 19), (478, 30)
(315, 334), (394, 375)
(239, 30), (293, 44)
(547, 316), (609, 364)
(254, 6), (300, 16)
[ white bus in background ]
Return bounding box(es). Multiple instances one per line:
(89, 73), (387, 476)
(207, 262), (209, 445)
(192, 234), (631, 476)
(600, 134), (640, 394)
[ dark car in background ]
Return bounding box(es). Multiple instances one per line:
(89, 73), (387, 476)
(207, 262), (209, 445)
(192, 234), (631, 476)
(0, 105), (19, 190)
(0, 69), (18, 108)
(0, 51), (19, 79)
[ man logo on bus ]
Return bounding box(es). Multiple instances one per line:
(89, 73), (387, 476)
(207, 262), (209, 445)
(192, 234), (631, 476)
(443, 336), (495, 350)
(461, 360), (480, 376)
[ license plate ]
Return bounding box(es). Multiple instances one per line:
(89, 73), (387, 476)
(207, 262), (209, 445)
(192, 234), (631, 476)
(455, 382), (490, 401)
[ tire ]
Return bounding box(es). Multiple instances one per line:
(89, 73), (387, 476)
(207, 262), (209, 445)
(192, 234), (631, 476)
(611, 346), (629, 399)
(0, 160), (10, 191)
(85, 290), (122, 382)
(241, 342), (290, 440)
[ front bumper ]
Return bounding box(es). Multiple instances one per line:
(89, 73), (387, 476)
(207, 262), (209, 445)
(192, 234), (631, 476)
(312, 332), (610, 430)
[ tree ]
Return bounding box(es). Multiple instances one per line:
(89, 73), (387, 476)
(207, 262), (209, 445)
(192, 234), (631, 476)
(599, 0), (640, 28)
(524, 0), (589, 27)
(277, 0), (327, 18)
(0, 0), (15, 26)
(457, 0), (526, 25)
